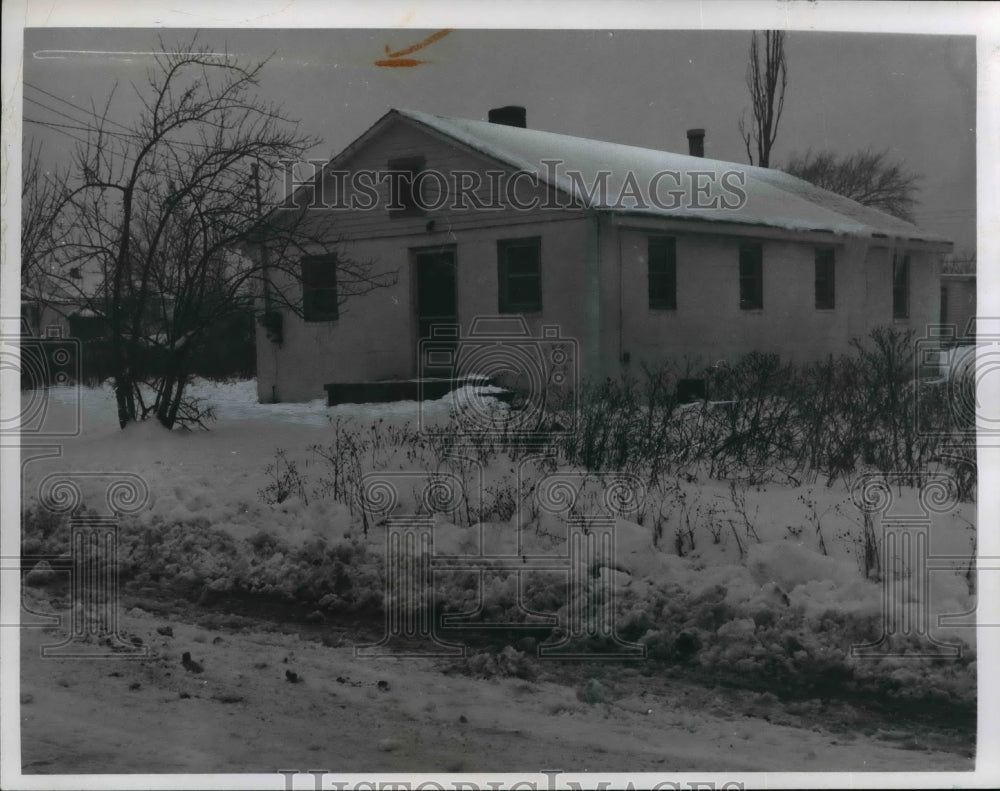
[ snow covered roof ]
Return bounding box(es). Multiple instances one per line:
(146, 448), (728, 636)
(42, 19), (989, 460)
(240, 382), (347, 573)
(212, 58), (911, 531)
(393, 108), (949, 246)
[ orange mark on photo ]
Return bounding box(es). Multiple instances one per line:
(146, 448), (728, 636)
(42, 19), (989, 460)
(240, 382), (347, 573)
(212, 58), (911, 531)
(374, 58), (428, 68)
(377, 28), (451, 68)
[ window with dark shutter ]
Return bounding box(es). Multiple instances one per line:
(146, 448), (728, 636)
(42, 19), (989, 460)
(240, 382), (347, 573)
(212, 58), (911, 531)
(648, 236), (677, 310)
(739, 243), (763, 310)
(301, 254), (339, 322)
(498, 237), (542, 313)
(815, 247), (835, 310)
(893, 252), (910, 319)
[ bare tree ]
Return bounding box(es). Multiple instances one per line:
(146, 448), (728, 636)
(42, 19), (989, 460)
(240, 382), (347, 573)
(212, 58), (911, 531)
(738, 30), (788, 168)
(782, 148), (922, 223)
(35, 38), (395, 429)
(20, 141), (68, 307)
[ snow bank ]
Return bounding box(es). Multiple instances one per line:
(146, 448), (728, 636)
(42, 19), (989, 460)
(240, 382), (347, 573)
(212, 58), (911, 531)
(747, 542), (859, 590)
(19, 378), (978, 709)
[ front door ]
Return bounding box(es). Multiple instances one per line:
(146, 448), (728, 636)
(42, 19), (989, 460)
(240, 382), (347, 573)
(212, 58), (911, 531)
(415, 249), (457, 378)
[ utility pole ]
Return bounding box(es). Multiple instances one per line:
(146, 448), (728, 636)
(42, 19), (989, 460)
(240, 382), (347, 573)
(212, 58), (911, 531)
(252, 160), (281, 403)
(251, 161), (273, 315)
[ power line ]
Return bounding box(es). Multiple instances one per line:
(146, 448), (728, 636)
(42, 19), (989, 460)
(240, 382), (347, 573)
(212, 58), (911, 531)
(23, 95), (165, 156)
(24, 114), (143, 142)
(24, 92), (201, 151)
(24, 80), (297, 156)
(23, 117), (91, 147)
(24, 116), (270, 174)
(24, 118), (142, 167)
(24, 95), (98, 130)
(24, 86), (157, 157)
(24, 80), (135, 134)
(24, 109), (225, 155)
(23, 82), (304, 174)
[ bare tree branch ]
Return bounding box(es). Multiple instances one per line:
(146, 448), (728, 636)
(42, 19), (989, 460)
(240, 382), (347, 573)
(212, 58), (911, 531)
(29, 37), (396, 430)
(21, 140), (71, 305)
(739, 30), (787, 168)
(782, 148), (923, 223)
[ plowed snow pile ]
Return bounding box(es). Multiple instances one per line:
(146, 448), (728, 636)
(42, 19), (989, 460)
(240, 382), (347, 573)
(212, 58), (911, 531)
(21, 379), (977, 713)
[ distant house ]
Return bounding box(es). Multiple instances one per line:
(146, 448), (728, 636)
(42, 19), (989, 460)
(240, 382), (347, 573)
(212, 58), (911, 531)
(21, 262), (98, 339)
(252, 107), (952, 403)
(19, 297), (71, 339)
(19, 259), (100, 387)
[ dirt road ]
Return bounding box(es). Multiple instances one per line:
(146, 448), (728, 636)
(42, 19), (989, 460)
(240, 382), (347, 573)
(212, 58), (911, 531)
(16, 593), (974, 777)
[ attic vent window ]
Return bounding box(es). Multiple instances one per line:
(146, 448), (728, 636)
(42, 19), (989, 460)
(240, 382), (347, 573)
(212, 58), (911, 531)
(488, 106), (527, 128)
(387, 156), (426, 217)
(686, 128), (705, 158)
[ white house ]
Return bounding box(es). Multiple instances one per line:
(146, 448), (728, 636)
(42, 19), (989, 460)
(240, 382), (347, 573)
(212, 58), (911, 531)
(252, 107), (951, 403)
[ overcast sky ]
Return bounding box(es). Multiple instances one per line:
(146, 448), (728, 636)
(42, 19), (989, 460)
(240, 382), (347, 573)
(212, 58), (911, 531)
(23, 27), (977, 252)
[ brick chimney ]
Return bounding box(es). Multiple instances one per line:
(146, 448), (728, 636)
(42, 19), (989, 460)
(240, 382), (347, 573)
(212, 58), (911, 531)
(686, 128), (705, 158)
(488, 106), (527, 128)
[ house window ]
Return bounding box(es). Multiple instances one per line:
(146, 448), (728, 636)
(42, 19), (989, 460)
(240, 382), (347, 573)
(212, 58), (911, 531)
(648, 236), (677, 310)
(386, 156), (426, 217)
(814, 247), (835, 310)
(892, 252), (910, 319)
(498, 237), (542, 313)
(301, 254), (339, 322)
(739, 243), (763, 310)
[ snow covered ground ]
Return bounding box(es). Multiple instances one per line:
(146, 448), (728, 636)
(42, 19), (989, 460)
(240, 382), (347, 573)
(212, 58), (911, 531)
(31, 376), (509, 428)
(13, 378), (980, 781)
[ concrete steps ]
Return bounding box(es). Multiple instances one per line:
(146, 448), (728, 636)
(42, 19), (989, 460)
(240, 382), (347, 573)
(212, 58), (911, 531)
(323, 375), (506, 406)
